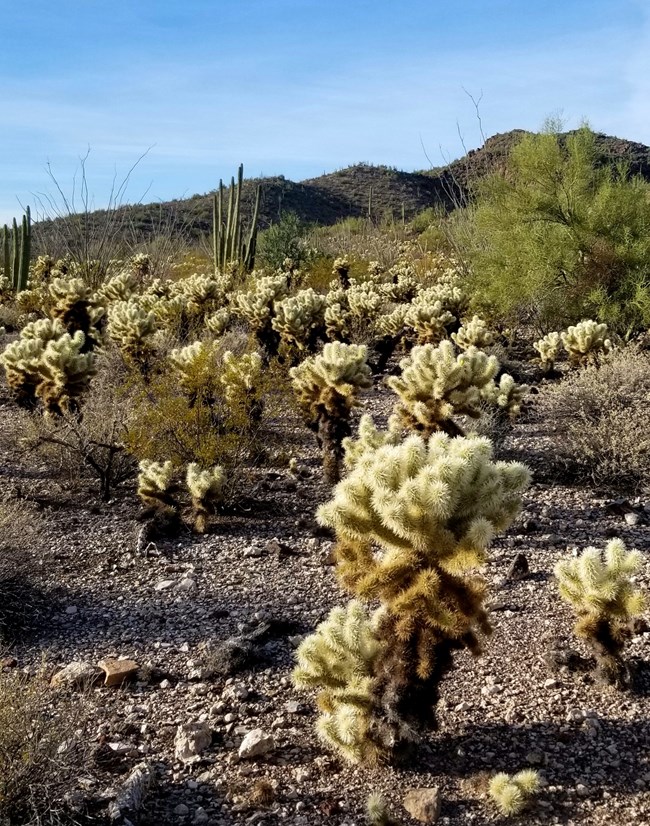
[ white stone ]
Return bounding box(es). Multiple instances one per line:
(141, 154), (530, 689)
(238, 728), (275, 759)
(174, 722), (212, 763)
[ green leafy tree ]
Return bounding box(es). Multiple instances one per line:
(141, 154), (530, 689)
(465, 125), (650, 335)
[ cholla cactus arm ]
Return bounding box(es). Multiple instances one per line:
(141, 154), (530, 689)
(290, 342), (372, 483)
(533, 331), (561, 372)
(168, 341), (219, 400)
(405, 299), (455, 345)
(325, 302), (352, 342)
(481, 373), (528, 420)
(219, 350), (264, 418)
(48, 277), (101, 349)
(346, 282), (386, 321)
(332, 256), (350, 288)
(272, 288), (326, 351)
(35, 331), (97, 415)
(561, 320), (612, 366)
(388, 341), (499, 437)
(107, 300), (157, 367)
(95, 270), (139, 305)
(316, 433), (529, 751)
(555, 539), (645, 685)
(489, 770), (539, 816)
(186, 463), (225, 533)
(366, 794), (403, 826)
(342, 414), (402, 470)
(233, 274), (287, 356)
(451, 315), (495, 350)
(137, 460), (176, 510)
(293, 601), (381, 763)
(205, 307), (231, 337)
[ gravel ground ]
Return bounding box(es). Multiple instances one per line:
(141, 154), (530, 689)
(1, 381), (649, 826)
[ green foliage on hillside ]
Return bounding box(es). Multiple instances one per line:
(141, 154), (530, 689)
(463, 126), (650, 335)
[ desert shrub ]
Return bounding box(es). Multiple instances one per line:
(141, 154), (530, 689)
(0, 498), (44, 639)
(257, 212), (312, 271)
(0, 669), (90, 825)
(463, 125), (650, 335)
(534, 345), (650, 489)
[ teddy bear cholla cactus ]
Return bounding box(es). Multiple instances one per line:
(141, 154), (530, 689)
(107, 300), (157, 367)
(295, 432), (530, 763)
(290, 342), (372, 483)
(234, 273), (288, 356)
(561, 320), (611, 366)
(272, 288), (326, 352)
(388, 341), (501, 437)
(489, 770), (539, 816)
(533, 331), (562, 373)
(451, 315), (494, 350)
(205, 307), (231, 337)
(293, 601), (380, 763)
(49, 277), (102, 350)
(186, 463), (225, 533)
(405, 297), (455, 345)
(219, 351), (264, 419)
(555, 539), (645, 686)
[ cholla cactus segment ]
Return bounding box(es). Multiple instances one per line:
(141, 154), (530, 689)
(533, 331), (561, 372)
(272, 288), (326, 349)
(366, 794), (402, 826)
(451, 315), (494, 350)
(346, 282), (385, 320)
(107, 300), (157, 363)
(325, 302), (352, 342)
(388, 341), (499, 437)
(481, 373), (528, 420)
(205, 307), (231, 337)
(561, 320), (611, 365)
(375, 305), (409, 339)
(219, 350), (263, 410)
(171, 272), (232, 316)
(137, 460), (175, 510)
(186, 463), (225, 533)
(319, 433), (529, 569)
(293, 601), (380, 764)
(48, 277), (92, 309)
(95, 270), (139, 305)
(168, 341), (218, 396)
(489, 770), (539, 816)
(20, 318), (66, 342)
(290, 343), (372, 482)
(332, 256), (350, 287)
(555, 539), (645, 685)
(405, 298), (455, 344)
(36, 331), (97, 414)
(342, 414), (402, 470)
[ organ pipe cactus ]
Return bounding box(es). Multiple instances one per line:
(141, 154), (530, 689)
(555, 539), (645, 686)
(388, 341), (499, 437)
(1, 207), (31, 293)
(212, 165), (261, 273)
(561, 320), (611, 366)
(290, 342), (372, 483)
(299, 432), (530, 762)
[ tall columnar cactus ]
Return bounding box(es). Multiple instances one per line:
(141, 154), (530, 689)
(533, 331), (562, 373)
(561, 320), (611, 366)
(555, 539), (645, 686)
(296, 432), (530, 762)
(290, 342), (372, 483)
(1, 207), (31, 293)
(212, 165), (261, 273)
(388, 341), (499, 437)
(186, 463), (225, 533)
(489, 770), (539, 816)
(451, 315), (495, 350)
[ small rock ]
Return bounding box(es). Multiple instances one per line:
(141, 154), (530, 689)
(65, 605), (78, 615)
(98, 657), (140, 687)
(625, 512), (640, 526)
(177, 578), (196, 592)
(174, 803), (190, 816)
(155, 579), (176, 591)
(174, 722), (212, 763)
(50, 661), (103, 689)
(505, 552), (529, 582)
(238, 728), (275, 759)
(193, 807), (209, 824)
(403, 787), (441, 823)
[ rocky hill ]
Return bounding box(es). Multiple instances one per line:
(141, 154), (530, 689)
(34, 130), (650, 246)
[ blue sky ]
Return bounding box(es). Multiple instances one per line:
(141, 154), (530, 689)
(1, 0), (648, 223)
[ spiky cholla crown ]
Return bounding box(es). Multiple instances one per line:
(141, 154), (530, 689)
(137, 460), (175, 510)
(301, 432), (529, 762)
(290, 342), (372, 483)
(205, 307), (231, 337)
(482, 373), (529, 420)
(561, 319), (611, 365)
(186, 463), (225, 533)
(555, 539), (645, 685)
(293, 601), (381, 764)
(341, 414), (402, 470)
(95, 270), (139, 305)
(219, 351), (263, 412)
(451, 315), (494, 350)
(489, 770), (539, 816)
(405, 297), (455, 345)
(533, 331), (562, 372)
(388, 341), (499, 437)
(272, 288), (326, 350)
(168, 341), (219, 397)
(107, 300), (157, 363)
